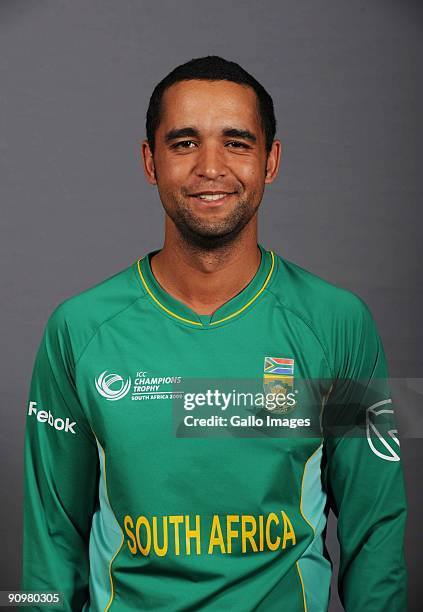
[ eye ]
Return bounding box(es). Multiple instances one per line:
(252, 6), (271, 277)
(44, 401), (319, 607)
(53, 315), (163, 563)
(226, 141), (250, 149)
(171, 140), (197, 149)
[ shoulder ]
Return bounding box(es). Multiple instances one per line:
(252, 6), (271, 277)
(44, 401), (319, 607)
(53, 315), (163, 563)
(268, 251), (382, 377)
(42, 261), (144, 362)
(269, 252), (373, 327)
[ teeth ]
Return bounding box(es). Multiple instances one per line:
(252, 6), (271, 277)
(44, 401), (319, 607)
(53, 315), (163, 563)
(197, 193), (229, 201)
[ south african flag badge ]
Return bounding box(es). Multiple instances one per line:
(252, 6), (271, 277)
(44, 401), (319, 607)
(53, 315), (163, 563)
(263, 357), (295, 413)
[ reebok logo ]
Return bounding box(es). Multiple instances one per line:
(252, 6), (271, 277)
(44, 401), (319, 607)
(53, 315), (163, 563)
(28, 401), (76, 434)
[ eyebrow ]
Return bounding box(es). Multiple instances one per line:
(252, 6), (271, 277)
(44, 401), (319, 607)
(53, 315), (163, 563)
(164, 126), (257, 144)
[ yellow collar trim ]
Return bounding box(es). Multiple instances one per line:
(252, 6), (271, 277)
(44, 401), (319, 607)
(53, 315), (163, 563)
(210, 251), (275, 324)
(137, 258), (202, 326)
(137, 250), (275, 327)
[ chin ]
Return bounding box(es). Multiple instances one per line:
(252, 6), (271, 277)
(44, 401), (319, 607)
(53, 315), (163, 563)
(179, 224), (247, 250)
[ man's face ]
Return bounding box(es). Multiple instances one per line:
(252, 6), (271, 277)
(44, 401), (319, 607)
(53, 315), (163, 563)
(142, 79), (280, 249)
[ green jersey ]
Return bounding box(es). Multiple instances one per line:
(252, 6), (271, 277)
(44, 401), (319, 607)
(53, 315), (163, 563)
(21, 243), (407, 611)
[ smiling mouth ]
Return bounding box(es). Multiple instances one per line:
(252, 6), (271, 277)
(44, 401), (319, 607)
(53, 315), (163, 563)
(188, 192), (236, 206)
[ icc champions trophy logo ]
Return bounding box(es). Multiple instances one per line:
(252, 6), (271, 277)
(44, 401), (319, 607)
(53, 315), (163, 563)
(95, 370), (132, 401)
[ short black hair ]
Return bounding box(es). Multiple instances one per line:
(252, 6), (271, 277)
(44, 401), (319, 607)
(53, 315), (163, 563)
(146, 55), (277, 156)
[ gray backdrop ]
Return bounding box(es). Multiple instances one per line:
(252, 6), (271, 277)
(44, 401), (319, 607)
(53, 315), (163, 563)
(1, 1), (421, 610)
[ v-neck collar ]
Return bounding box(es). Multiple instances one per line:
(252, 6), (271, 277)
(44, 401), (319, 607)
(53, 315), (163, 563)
(135, 243), (276, 329)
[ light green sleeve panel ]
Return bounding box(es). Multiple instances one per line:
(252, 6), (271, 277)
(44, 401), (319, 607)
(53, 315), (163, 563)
(21, 303), (99, 612)
(322, 298), (408, 612)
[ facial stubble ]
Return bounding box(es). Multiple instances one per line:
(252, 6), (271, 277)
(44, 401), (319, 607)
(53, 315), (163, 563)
(161, 190), (262, 250)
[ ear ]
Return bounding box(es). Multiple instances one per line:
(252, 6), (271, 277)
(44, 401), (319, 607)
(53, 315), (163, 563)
(141, 139), (157, 185)
(264, 139), (282, 184)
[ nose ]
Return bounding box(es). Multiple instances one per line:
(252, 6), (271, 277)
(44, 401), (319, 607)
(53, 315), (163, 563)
(194, 141), (227, 180)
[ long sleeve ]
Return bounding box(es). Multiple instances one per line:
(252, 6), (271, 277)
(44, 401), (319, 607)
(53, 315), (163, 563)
(21, 304), (99, 611)
(322, 299), (408, 611)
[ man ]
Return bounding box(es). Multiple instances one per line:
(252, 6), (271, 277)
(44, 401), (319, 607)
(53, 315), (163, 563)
(21, 56), (407, 611)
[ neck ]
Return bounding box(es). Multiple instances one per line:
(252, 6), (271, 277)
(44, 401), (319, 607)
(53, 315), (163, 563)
(150, 224), (261, 316)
